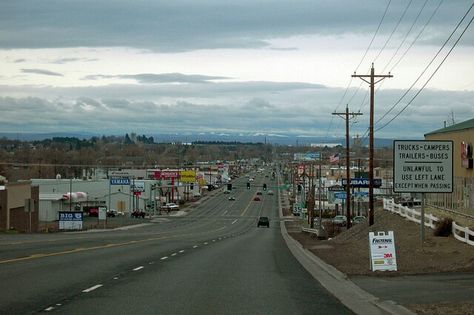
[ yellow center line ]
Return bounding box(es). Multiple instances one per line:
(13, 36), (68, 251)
(0, 226), (227, 265)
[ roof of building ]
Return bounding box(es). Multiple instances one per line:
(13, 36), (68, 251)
(425, 118), (474, 136)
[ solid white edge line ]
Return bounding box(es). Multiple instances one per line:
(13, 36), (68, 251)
(133, 266), (144, 271)
(82, 284), (103, 293)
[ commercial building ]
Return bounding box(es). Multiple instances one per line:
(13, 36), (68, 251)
(424, 118), (474, 216)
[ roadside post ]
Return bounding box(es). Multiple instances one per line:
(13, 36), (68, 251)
(393, 140), (453, 246)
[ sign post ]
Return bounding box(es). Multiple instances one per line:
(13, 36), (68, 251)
(393, 140), (453, 245)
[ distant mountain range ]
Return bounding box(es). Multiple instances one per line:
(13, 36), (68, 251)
(0, 131), (416, 148)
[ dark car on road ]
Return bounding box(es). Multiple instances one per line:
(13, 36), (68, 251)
(257, 216), (269, 228)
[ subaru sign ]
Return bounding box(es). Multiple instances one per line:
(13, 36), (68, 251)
(342, 178), (382, 188)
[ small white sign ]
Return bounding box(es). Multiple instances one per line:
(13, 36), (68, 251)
(131, 181), (145, 192)
(369, 231), (398, 271)
(98, 206), (107, 220)
(393, 140), (453, 193)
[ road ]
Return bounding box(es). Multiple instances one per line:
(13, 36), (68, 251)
(0, 174), (352, 314)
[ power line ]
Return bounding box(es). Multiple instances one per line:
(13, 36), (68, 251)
(376, 10), (473, 132)
(375, 2), (473, 128)
(389, 0), (444, 72)
(373, 0), (413, 64)
(382, 0), (431, 73)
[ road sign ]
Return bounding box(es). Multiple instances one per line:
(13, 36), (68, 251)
(369, 231), (397, 271)
(393, 140), (453, 193)
(110, 177), (130, 185)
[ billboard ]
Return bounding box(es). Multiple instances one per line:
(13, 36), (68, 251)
(180, 170), (196, 183)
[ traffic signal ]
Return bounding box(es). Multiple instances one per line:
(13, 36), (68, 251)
(247, 182), (250, 189)
(227, 183), (232, 191)
(263, 183), (267, 191)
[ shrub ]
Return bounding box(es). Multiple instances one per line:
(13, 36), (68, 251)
(434, 217), (453, 237)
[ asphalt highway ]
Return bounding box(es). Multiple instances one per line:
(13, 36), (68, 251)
(0, 174), (352, 314)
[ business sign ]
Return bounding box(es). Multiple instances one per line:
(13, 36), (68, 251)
(328, 185), (345, 192)
(461, 141), (473, 169)
(110, 177), (130, 185)
(294, 152), (321, 161)
(98, 206), (107, 220)
(153, 170), (179, 179)
(334, 192), (346, 200)
(393, 140), (453, 193)
(180, 170), (196, 183)
(131, 181), (145, 192)
(369, 231), (397, 271)
(342, 178), (382, 188)
(59, 211), (83, 230)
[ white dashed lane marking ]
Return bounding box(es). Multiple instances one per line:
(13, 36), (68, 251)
(133, 266), (144, 271)
(82, 284), (103, 293)
(161, 256), (169, 260)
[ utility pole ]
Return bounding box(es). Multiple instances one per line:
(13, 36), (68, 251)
(332, 105), (363, 229)
(352, 63), (392, 226)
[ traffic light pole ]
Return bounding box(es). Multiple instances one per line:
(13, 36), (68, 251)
(352, 64), (392, 226)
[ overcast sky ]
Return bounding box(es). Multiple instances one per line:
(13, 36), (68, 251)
(1, 0), (473, 140)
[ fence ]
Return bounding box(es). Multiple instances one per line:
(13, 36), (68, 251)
(383, 198), (474, 247)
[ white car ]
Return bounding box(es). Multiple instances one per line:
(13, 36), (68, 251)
(165, 203), (179, 210)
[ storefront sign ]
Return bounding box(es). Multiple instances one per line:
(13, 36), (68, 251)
(341, 178), (382, 188)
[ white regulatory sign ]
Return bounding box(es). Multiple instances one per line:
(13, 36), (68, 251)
(369, 231), (397, 272)
(393, 140), (453, 193)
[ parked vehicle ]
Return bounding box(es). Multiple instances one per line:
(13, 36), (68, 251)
(88, 208), (99, 217)
(351, 216), (366, 224)
(164, 203), (179, 211)
(253, 196), (261, 201)
(131, 210), (146, 218)
(107, 210), (117, 217)
(332, 215), (347, 226)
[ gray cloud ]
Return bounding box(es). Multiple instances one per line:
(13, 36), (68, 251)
(84, 73), (230, 84)
(0, 1), (471, 51)
(21, 68), (63, 76)
(0, 82), (472, 138)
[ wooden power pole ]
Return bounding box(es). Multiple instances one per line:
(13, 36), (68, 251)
(352, 63), (392, 226)
(332, 105), (363, 229)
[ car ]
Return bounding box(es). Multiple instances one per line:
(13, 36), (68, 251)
(267, 190), (274, 195)
(228, 196), (236, 201)
(107, 210), (117, 217)
(88, 208), (99, 217)
(352, 216), (367, 224)
(257, 216), (270, 228)
(332, 215), (347, 226)
(164, 203), (179, 211)
(253, 196), (261, 201)
(256, 191), (262, 195)
(131, 210), (146, 218)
